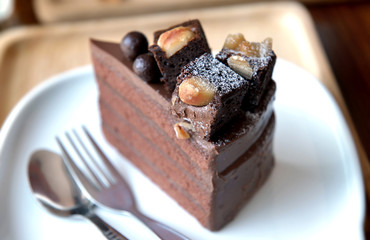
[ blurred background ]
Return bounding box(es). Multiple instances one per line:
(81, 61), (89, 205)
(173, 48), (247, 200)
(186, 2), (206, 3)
(0, 0), (369, 237)
(0, 0), (368, 24)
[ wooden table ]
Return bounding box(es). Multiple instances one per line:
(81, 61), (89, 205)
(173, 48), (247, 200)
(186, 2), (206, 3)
(308, 1), (370, 176)
(1, 0), (369, 238)
(307, 3), (370, 237)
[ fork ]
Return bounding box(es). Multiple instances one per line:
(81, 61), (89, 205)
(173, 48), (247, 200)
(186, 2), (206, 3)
(57, 126), (189, 240)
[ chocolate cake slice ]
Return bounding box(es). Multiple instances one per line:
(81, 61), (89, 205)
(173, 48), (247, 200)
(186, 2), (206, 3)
(91, 37), (276, 230)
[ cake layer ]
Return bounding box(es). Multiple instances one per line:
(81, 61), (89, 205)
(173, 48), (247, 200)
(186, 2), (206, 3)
(91, 40), (216, 174)
(214, 79), (276, 173)
(99, 99), (212, 209)
(91, 39), (276, 173)
(97, 77), (211, 188)
(100, 99), (275, 230)
(96, 72), (275, 229)
(97, 73), (275, 204)
(101, 123), (211, 226)
(211, 115), (275, 229)
(91, 39), (276, 230)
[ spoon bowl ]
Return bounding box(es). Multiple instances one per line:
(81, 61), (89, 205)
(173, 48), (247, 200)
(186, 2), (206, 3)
(28, 149), (128, 240)
(28, 150), (85, 215)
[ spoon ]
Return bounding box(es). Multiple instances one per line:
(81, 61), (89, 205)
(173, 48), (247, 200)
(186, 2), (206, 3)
(28, 149), (128, 240)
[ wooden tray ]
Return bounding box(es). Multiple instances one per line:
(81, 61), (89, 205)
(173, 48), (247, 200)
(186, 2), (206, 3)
(1, 1), (369, 204)
(32, 0), (361, 23)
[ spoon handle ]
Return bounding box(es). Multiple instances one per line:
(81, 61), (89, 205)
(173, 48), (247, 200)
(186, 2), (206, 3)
(86, 211), (128, 240)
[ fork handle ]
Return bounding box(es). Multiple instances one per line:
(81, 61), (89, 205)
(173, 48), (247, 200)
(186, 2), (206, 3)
(86, 211), (129, 240)
(132, 209), (189, 240)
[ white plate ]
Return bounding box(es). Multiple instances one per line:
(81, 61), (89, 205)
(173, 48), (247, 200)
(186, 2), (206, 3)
(0, 59), (365, 240)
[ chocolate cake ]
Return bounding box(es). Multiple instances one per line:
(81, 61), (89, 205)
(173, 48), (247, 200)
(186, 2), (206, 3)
(90, 21), (276, 231)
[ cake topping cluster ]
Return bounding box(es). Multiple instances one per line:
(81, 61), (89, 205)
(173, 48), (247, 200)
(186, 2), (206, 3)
(171, 53), (250, 140)
(119, 20), (276, 140)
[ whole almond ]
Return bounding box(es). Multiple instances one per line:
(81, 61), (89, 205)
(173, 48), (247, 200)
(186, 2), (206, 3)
(158, 27), (195, 58)
(178, 76), (216, 106)
(227, 55), (253, 79)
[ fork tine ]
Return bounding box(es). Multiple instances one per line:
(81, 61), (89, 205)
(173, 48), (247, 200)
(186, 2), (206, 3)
(71, 129), (113, 186)
(56, 136), (101, 192)
(82, 126), (124, 184)
(65, 131), (106, 190)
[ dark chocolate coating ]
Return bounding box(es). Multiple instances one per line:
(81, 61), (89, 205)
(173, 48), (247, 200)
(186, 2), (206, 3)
(120, 31), (148, 61)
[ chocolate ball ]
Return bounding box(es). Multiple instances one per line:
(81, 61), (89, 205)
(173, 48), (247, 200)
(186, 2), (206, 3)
(120, 31), (148, 61)
(133, 53), (161, 83)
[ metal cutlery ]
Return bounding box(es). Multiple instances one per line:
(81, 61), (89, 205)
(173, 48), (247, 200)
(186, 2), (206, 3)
(56, 126), (189, 240)
(28, 150), (128, 240)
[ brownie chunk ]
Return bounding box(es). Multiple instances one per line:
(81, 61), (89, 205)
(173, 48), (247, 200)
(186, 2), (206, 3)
(215, 34), (276, 110)
(171, 53), (249, 140)
(149, 19), (211, 93)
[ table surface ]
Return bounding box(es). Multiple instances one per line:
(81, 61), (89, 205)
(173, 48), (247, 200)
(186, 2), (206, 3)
(308, 3), (370, 238)
(1, 0), (370, 238)
(308, 1), (370, 173)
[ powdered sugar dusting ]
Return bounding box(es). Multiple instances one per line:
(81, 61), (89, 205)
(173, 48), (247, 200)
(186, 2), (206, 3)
(216, 50), (274, 74)
(247, 55), (272, 73)
(181, 53), (248, 96)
